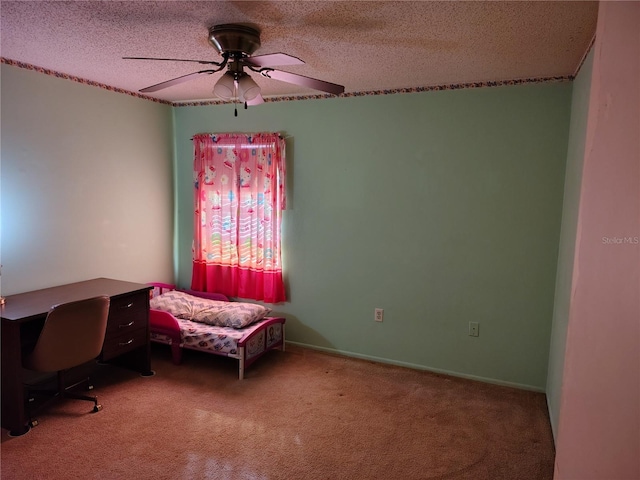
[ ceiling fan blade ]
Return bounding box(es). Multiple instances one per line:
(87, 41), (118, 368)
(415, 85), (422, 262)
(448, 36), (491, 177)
(140, 70), (216, 93)
(260, 69), (345, 95)
(123, 56), (223, 66)
(246, 94), (264, 106)
(243, 53), (305, 68)
(122, 57), (220, 66)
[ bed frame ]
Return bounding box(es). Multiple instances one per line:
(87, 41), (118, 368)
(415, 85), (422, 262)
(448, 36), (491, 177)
(148, 283), (285, 379)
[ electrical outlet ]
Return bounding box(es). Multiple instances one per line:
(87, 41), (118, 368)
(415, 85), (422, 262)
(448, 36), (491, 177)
(469, 322), (479, 337)
(375, 308), (384, 322)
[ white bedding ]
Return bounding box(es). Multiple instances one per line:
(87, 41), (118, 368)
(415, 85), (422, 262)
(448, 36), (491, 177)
(149, 290), (271, 329)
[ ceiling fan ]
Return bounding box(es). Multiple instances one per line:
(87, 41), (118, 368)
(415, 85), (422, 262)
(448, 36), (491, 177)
(124, 24), (345, 106)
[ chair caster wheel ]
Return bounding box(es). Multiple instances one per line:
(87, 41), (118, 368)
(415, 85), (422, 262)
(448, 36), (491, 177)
(92, 404), (103, 413)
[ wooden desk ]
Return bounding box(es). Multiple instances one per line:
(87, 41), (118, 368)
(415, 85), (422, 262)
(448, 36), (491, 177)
(1, 278), (153, 436)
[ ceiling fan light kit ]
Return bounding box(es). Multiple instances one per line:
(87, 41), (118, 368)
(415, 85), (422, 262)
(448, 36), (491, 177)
(212, 71), (236, 100)
(124, 23), (345, 109)
(237, 74), (261, 101)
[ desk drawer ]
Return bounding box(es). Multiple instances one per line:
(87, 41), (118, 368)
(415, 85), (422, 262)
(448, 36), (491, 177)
(102, 328), (147, 359)
(102, 291), (149, 360)
(106, 293), (148, 336)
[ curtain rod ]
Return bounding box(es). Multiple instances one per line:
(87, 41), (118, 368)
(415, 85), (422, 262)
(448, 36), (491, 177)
(190, 133), (287, 141)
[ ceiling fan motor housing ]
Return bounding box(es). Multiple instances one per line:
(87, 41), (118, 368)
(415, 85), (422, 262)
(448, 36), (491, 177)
(208, 24), (261, 56)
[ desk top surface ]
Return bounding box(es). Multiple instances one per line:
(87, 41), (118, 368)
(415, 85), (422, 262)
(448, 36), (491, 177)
(1, 278), (152, 322)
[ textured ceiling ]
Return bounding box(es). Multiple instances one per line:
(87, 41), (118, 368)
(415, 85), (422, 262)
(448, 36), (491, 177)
(0, 1), (598, 105)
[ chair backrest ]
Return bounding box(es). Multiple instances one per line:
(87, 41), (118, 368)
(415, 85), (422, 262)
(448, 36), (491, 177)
(24, 296), (110, 373)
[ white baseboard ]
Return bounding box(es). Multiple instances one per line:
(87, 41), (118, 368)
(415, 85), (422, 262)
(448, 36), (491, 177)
(286, 340), (545, 393)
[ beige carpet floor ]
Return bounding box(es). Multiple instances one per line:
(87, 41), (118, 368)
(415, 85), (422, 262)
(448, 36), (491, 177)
(1, 344), (554, 479)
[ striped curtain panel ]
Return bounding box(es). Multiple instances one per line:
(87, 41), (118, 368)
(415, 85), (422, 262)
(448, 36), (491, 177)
(191, 133), (287, 303)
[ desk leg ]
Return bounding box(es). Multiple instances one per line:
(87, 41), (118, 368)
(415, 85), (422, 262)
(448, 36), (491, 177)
(1, 321), (29, 436)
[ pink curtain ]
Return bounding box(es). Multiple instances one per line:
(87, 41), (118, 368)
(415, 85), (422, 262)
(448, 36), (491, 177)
(191, 133), (287, 303)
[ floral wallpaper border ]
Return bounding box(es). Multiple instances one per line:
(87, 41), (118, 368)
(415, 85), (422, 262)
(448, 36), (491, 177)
(177, 76), (573, 107)
(1, 56), (578, 108)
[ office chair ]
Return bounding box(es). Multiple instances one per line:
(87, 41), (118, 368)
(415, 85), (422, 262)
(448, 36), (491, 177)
(23, 295), (110, 428)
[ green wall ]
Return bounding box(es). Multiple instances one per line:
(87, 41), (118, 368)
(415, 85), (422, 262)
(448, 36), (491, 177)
(546, 50), (594, 439)
(173, 83), (572, 390)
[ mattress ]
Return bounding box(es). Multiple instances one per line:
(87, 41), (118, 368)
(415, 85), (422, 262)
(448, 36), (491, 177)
(150, 316), (283, 360)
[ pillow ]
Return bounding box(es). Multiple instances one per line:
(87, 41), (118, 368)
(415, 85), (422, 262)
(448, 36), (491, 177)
(149, 290), (271, 329)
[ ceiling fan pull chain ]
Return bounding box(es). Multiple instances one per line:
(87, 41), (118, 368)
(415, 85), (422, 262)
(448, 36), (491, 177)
(234, 80), (238, 117)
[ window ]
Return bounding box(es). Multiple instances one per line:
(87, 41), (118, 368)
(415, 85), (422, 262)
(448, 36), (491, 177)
(191, 133), (286, 303)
